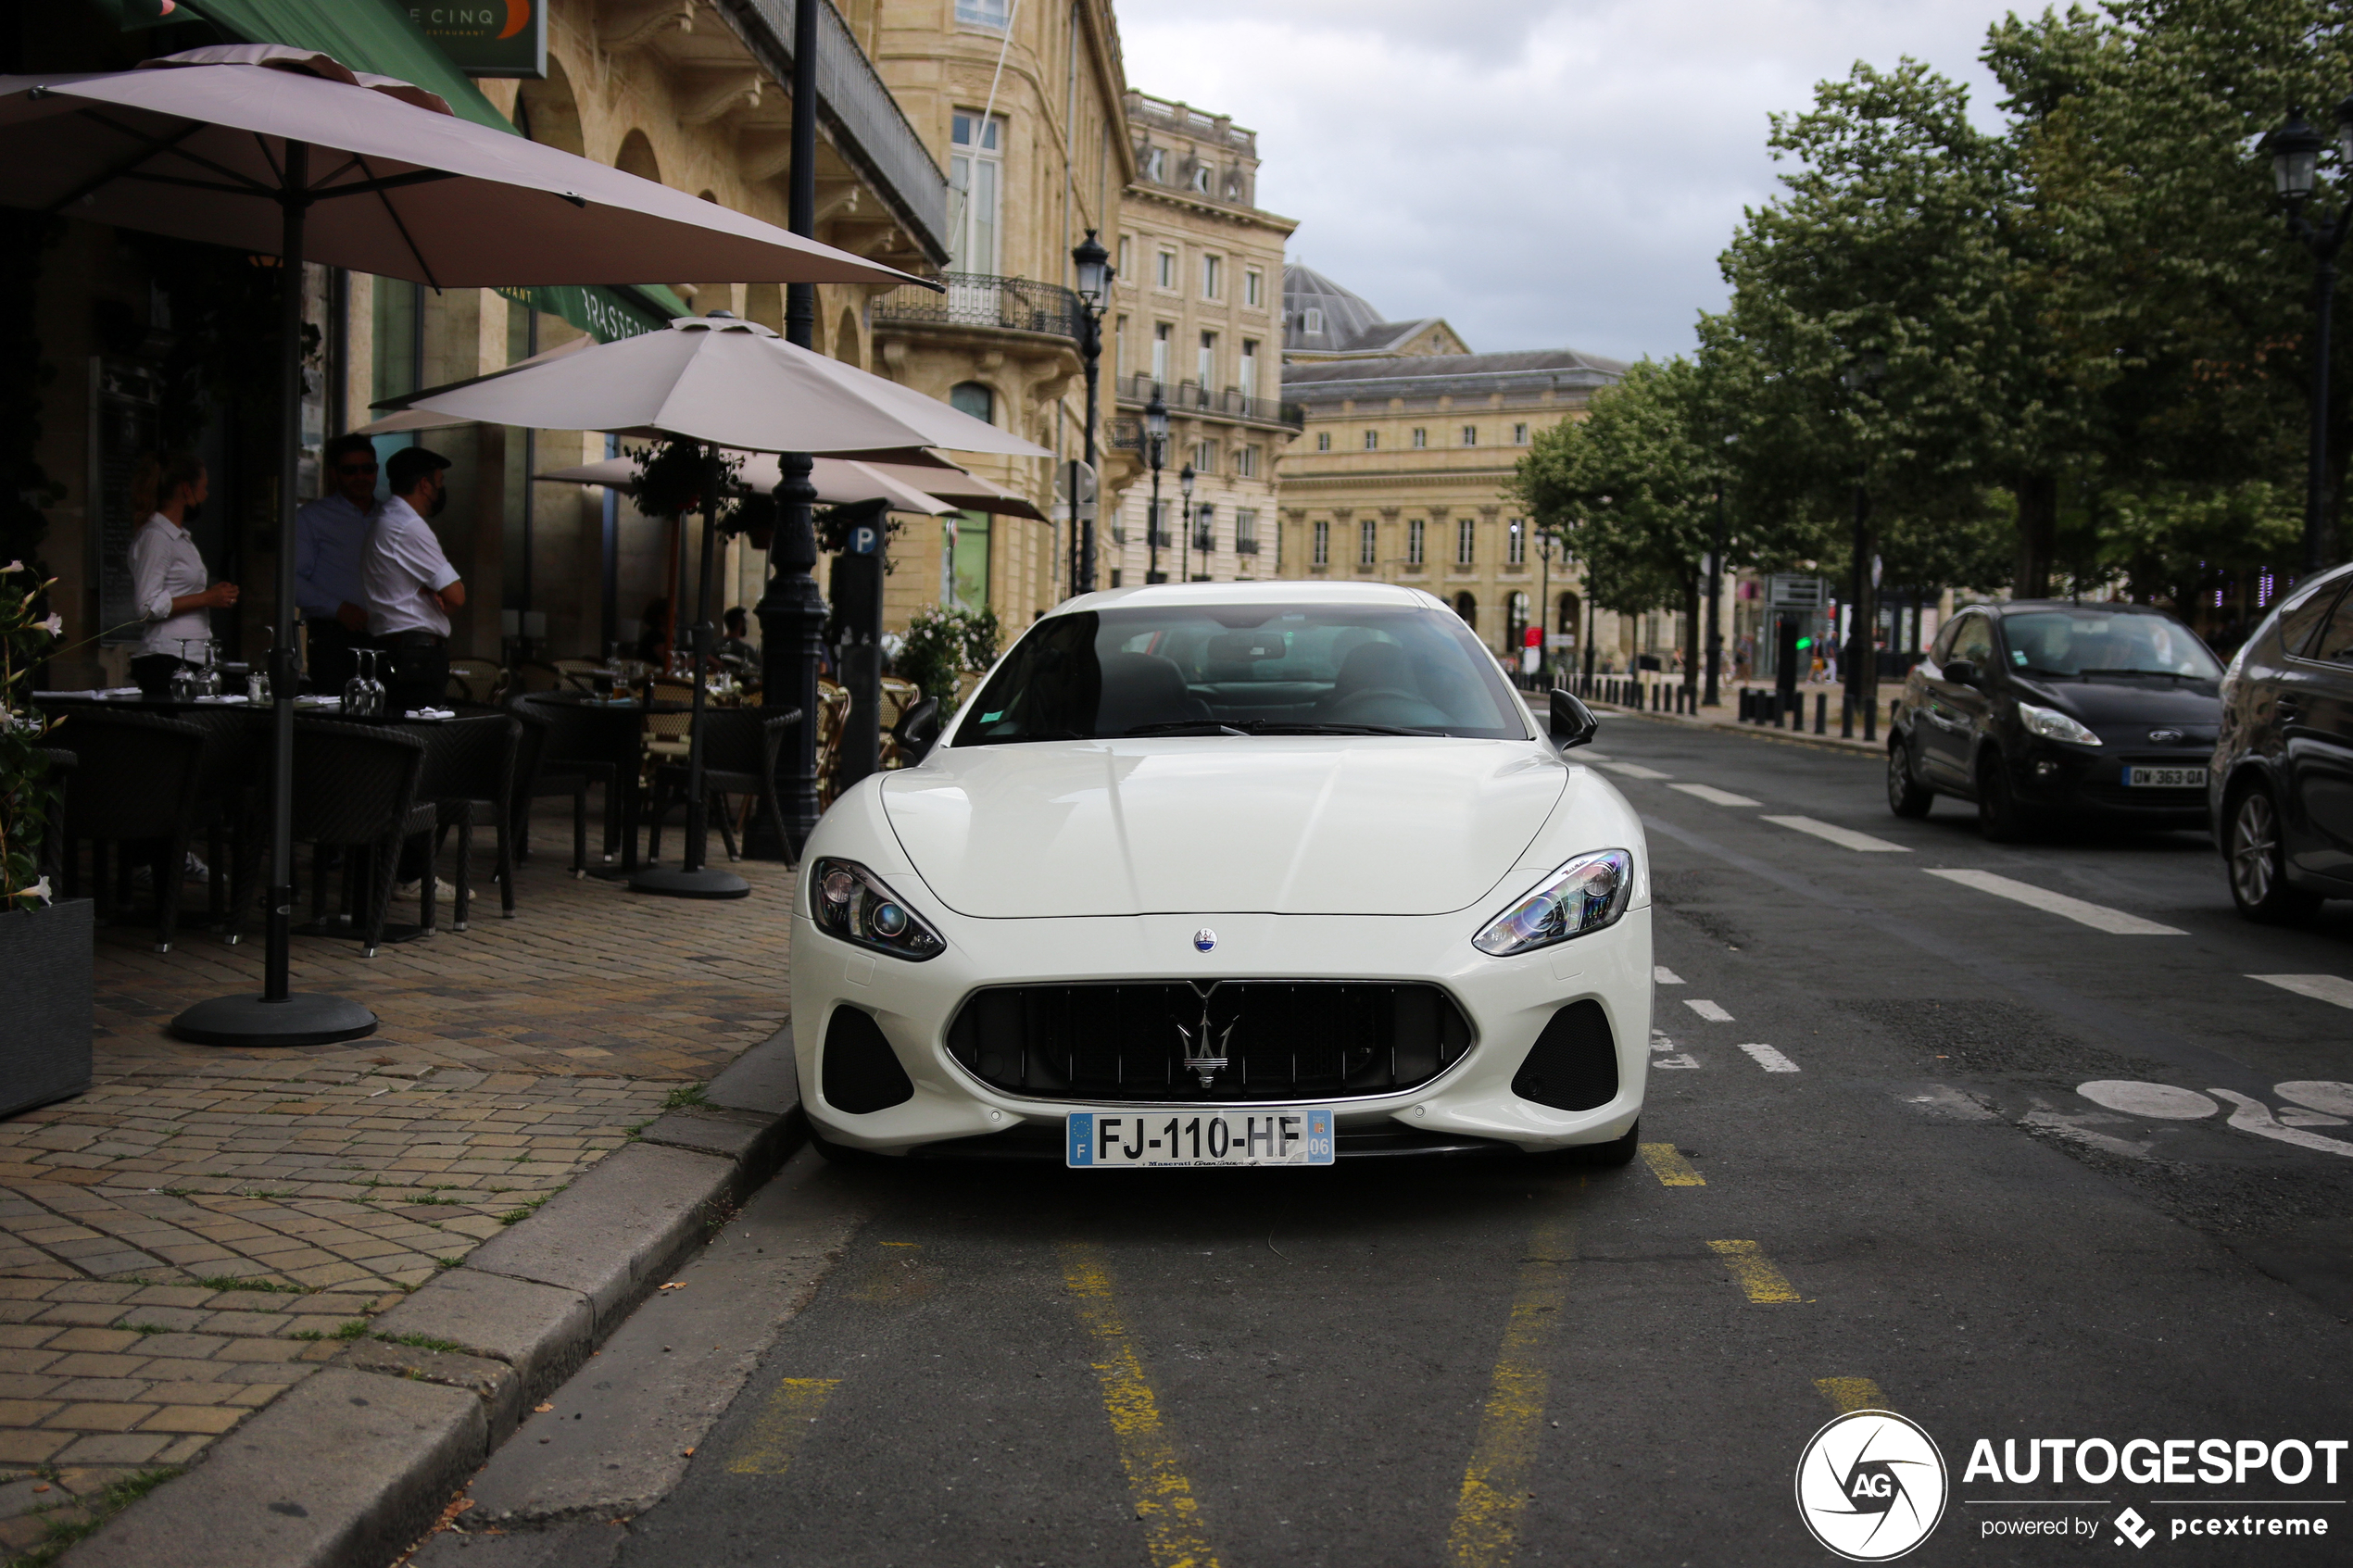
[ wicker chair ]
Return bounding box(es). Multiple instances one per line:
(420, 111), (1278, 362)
(55, 711), (207, 953)
(518, 692), (636, 867)
(446, 658), (508, 706)
(644, 709), (799, 866)
(644, 677), (695, 773)
(419, 714), (520, 930)
(500, 695), (590, 875)
(510, 660), (566, 696)
(553, 658), (606, 695)
(229, 720), (436, 958)
(813, 678), (851, 806)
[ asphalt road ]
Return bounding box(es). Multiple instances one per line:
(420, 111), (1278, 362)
(420, 714), (2353, 1567)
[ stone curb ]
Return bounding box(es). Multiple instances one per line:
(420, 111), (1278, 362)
(1592, 700), (1885, 759)
(61, 1025), (804, 1568)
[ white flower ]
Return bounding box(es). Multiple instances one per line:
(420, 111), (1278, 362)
(38, 613), (62, 638)
(30, 876), (50, 906)
(0, 560), (20, 576)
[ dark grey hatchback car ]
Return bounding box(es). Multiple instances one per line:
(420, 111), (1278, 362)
(2210, 559), (2353, 920)
(1887, 600), (2223, 840)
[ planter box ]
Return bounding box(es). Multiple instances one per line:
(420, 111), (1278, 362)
(0, 897), (93, 1117)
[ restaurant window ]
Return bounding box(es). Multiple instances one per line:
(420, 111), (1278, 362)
(1359, 519), (1377, 566)
(949, 382), (995, 425)
(1312, 519), (1329, 566)
(1407, 519), (1425, 568)
(951, 509), (992, 608)
(1456, 516), (1476, 567)
(371, 279), (426, 493)
(950, 112), (1003, 274)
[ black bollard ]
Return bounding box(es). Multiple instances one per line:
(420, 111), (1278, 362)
(1816, 692), (1828, 734)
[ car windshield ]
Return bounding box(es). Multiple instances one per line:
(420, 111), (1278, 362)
(952, 602), (1532, 745)
(2002, 610), (2222, 680)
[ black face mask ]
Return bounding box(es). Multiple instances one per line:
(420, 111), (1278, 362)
(426, 486), (448, 519)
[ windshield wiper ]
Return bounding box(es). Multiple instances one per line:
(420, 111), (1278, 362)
(2075, 668), (2207, 682)
(961, 727), (1091, 745)
(1121, 719), (1435, 738)
(1123, 720), (1250, 736)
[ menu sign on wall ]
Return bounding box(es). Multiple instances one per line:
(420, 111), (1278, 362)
(409, 3), (547, 79)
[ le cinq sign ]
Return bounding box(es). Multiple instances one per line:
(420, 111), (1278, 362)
(409, 2), (547, 79)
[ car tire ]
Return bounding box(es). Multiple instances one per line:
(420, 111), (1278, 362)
(2226, 783), (2321, 923)
(1887, 735), (1933, 818)
(1976, 752), (2032, 842)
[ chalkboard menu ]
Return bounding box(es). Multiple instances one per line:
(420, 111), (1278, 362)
(92, 358), (160, 646)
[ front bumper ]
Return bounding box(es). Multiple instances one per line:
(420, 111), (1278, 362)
(2008, 742), (2210, 822)
(791, 901), (1653, 1158)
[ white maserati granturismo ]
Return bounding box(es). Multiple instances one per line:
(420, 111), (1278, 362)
(791, 581), (1651, 1168)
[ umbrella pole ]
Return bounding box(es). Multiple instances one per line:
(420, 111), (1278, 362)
(629, 443), (747, 899)
(171, 139), (378, 1046)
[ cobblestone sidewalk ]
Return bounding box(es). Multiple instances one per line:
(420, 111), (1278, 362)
(0, 820), (796, 1559)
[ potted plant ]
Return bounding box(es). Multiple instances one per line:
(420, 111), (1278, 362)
(0, 558), (89, 1111)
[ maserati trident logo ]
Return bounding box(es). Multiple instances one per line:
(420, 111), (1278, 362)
(2148, 729), (2183, 743)
(1176, 983), (1235, 1088)
(1193, 928), (1216, 952)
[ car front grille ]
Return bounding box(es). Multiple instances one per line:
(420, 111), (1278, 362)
(944, 981), (1474, 1104)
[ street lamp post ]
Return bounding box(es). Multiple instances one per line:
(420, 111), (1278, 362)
(1537, 530), (1556, 690)
(2271, 102), (2353, 575)
(1705, 433), (1735, 710)
(1841, 352), (1885, 744)
(1178, 463), (1196, 582)
(1070, 231), (1113, 593)
(1145, 390), (1168, 583)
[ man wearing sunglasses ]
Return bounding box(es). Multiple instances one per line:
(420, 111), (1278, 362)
(295, 432), (383, 691)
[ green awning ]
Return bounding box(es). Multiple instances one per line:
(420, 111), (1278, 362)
(91, 0), (687, 341)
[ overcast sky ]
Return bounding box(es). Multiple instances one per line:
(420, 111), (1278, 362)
(1116, 0), (2033, 363)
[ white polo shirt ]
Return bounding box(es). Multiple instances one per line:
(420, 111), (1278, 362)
(364, 495), (460, 638)
(129, 513), (212, 659)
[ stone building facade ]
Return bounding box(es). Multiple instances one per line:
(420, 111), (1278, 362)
(1100, 91), (1299, 585)
(1273, 270), (1626, 663)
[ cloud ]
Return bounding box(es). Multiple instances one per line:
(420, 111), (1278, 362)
(1115, 0), (2028, 360)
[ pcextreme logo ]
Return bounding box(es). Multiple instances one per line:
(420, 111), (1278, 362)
(1795, 1410), (1950, 1562)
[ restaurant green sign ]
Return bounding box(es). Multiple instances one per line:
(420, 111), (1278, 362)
(406, 2), (546, 80)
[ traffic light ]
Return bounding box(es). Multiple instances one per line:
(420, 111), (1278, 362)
(1794, 636), (1813, 651)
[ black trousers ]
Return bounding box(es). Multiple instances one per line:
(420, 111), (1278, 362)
(131, 653), (185, 698)
(306, 618), (366, 694)
(382, 633), (449, 717)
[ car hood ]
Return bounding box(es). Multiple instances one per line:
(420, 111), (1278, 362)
(879, 738), (1567, 918)
(2017, 677), (2220, 734)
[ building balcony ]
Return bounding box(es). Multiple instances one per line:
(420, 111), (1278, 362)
(872, 272), (1083, 343)
(1191, 531), (1216, 554)
(1235, 537), (1259, 555)
(1114, 373), (1303, 431)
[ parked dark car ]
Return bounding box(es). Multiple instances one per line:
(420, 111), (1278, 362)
(2210, 560), (2353, 921)
(1886, 600), (2222, 840)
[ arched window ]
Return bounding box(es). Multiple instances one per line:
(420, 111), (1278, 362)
(1556, 590), (1580, 636)
(1454, 591), (1478, 628)
(949, 382), (995, 425)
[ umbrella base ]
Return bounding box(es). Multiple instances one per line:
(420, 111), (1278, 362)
(627, 866), (751, 900)
(170, 992), (380, 1047)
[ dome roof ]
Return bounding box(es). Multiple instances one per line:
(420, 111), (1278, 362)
(1283, 264), (1386, 353)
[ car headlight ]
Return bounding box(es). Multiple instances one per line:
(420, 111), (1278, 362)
(1473, 848), (1634, 957)
(2017, 701), (2101, 746)
(810, 858), (945, 960)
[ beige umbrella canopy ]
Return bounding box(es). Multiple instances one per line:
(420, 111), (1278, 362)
(537, 450), (1050, 522)
(0, 44), (937, 1047)
(396, 315), (1051, 458)
(0, 44), (922, 289)
(537, 454), (959, 517)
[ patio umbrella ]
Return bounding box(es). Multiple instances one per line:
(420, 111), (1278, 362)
(0, 44), (934, 1047)
(535, 455), (959, 517)
(391, 313), (1051, 899)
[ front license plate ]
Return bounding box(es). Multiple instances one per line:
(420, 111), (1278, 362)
(1067, 1109), (1335, 1167)
(2124, 766), (2208, 788)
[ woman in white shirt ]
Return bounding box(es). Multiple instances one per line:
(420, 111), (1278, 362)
(129, 452), (239, 697)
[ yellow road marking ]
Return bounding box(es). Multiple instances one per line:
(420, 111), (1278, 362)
(1815, 1377), (1884, 1413)
(726, 1376), (840, 1475)
(1707, 1239), (1801, 1303)
(880, 1240), (920, 1247)
(1445, 1219), (1575, 1568)
(1061, 1243), (1222, 1568)
(1639, 1143), (1705, 1185)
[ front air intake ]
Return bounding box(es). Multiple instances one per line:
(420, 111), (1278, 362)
(822, 1006), (914, 1114)
(1512, 1000), (1617, 1111)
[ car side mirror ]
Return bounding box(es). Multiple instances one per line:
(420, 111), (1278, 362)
(894, 696), (942, 762)
(1943, 659), (1978, 685)
(1549, 688), (1599, 749)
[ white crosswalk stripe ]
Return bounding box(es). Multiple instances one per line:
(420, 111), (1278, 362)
(1763, 815), (1909, 853)
(1923, 868), (2186, 935)
(1654, 966), (1684, 985)
(1592, 760), (1672, 781)
(1670, 783), (1761, 808)
(1739, 1043), (1801, 1073)
(2248, 974), (2353, 1010)
(1684, 999), (1734, 1022)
